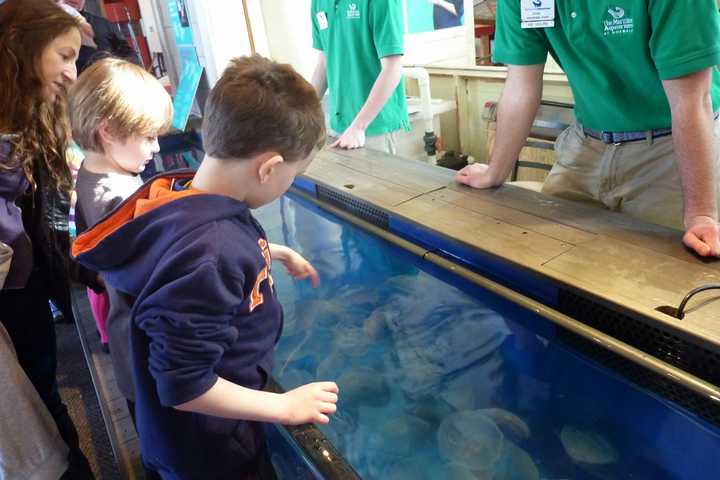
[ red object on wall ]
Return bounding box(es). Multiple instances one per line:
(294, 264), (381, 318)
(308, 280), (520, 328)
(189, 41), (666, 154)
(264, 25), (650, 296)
(475, 23), (496, 65)
(102, 1), (141, 22)
(133, 35), (152, 71)
(474, 24), (496, 38)
(100, 0), (152, 70)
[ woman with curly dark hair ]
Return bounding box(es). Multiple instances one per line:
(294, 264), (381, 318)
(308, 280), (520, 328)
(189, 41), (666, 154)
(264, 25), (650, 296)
(0, 0), (100, 477)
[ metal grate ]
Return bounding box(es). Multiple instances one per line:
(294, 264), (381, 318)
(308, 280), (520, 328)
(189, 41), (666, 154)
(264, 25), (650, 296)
(559, 328), (720, 426)
(316, 185), (390, 230)
(58, 306), (121, 479)
(558, 290), (720, 389)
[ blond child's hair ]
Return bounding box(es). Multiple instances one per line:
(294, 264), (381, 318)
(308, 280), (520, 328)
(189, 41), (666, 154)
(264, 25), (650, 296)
(69, 57), (173, 153)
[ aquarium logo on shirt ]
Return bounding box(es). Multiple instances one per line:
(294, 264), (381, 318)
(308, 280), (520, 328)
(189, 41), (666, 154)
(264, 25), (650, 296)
(603, 7), (634, 36)
(347, 3), (361, 20)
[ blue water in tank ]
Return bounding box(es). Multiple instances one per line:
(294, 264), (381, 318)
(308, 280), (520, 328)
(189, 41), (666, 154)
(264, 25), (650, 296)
(255, 193), (720, 480)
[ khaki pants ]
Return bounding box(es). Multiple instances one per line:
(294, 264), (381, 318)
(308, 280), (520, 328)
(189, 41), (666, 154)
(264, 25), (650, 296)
(542, 122), (720, 230)
(365, 131), (398, 155)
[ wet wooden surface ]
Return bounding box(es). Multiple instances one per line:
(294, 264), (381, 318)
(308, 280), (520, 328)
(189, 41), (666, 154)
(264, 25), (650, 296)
(304, 147), (720, 349)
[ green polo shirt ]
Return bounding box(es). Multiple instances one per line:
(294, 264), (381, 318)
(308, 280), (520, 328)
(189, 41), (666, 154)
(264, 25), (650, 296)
(494, 0), (720, 131)
(311, 0), (410, 136)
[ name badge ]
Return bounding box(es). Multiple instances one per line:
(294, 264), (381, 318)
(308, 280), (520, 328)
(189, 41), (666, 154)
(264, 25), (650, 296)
(521, 0), (555, 29)
(317, 11), (329, 30)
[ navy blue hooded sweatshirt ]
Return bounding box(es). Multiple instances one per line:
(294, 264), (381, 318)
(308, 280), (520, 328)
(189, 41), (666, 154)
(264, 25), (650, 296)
(73, 171), (283, 479)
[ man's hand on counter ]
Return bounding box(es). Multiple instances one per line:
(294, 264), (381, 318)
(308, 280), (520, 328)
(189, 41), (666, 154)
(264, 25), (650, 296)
(331, 126), (366, 150)
(683, 215), (720, 257)
(455, 162), (504, 189)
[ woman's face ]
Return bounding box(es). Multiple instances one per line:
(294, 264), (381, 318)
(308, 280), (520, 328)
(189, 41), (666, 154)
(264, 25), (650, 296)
(38, 28), (81, 102)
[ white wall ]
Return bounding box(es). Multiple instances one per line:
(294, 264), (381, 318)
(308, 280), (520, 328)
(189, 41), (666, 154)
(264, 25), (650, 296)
(186, 0), (253, 86)
(404, 0), (476, 66)
(258, 0), (474, 74)
(259, 0), (317, 81)
(147, 0), (181, 89)
(137, 0), (163, 54)
(177, 0), (475, 86)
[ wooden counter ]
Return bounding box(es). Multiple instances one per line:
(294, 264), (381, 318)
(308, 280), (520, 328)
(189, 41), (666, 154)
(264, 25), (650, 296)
(303, 147), (720, 352)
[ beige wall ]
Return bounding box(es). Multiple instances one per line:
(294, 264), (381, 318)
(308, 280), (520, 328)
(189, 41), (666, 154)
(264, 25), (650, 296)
(258, 0), (475, 81)
(407, 66), (573, 164)
(259, 0), (317, 81)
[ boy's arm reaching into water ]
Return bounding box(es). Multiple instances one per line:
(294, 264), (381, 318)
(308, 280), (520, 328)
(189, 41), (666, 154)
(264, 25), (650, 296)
(175, 377), (339, 425)
(134, 239), (337, 426)
(269, 243), (320, 287)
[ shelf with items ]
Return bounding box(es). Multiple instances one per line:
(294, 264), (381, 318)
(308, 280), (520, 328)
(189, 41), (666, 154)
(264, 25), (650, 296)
(474, 0), (497, 65)
(99, 0), (152, 70)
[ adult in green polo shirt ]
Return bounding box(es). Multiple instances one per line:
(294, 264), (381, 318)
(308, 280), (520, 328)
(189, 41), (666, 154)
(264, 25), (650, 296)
(457, 0), (720, 257)
(310, 0), (410, 154)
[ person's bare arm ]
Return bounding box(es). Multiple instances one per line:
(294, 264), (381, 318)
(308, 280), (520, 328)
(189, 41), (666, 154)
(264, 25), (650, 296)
(269, 243), (320, 287)
(429, 0), (458, 16)
(332, 54), (403, 149)
(662, 68), (720, 257)
(175, 377), (339, 425)
(311, 51), (328, 98)
(456, 64), (544, 188)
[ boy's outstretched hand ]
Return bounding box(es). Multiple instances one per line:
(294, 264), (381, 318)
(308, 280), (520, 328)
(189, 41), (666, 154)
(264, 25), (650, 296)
(269, 243), (320, 287)
(280, 382), (339, 425)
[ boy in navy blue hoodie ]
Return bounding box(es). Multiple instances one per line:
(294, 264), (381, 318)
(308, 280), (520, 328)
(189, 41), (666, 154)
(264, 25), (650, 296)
(72, 55), (339, 479)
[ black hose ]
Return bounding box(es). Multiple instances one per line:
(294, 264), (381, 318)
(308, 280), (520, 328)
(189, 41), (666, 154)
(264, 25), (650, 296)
(675, 283), (720, 319)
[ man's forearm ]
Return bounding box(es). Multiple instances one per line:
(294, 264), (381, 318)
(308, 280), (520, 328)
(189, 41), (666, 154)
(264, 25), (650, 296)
(672, 103), (717, 222)
(487, 65), (544, 183)
(348, 56), (403, 131)
(664, 69), (718, 224)
(311, 53), (328, 98)
(433, 0), (457, 15)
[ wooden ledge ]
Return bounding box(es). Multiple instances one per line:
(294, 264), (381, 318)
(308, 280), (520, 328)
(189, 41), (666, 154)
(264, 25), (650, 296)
(303, 147), (720, 350)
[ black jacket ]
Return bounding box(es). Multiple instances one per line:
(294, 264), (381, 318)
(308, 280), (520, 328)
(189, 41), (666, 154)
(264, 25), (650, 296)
(0, 138), (103, 321)
(77, 10), (141, 73)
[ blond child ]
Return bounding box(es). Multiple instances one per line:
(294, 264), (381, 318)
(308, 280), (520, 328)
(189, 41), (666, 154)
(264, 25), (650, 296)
(69, 57), (172, 411)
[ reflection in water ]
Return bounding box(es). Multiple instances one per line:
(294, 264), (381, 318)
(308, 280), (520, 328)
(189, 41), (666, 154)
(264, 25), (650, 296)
(256, 194), (720, 480)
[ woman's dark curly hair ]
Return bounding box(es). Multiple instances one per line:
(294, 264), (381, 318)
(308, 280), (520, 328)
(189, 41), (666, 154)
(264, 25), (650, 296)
(0, 0), (80, 192)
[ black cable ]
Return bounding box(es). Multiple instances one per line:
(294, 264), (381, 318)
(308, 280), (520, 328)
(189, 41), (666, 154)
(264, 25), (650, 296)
(675, 283), (720, 319)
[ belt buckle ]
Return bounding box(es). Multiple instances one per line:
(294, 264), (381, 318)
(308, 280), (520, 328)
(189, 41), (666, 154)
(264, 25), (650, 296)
(601, 131), (614, 144)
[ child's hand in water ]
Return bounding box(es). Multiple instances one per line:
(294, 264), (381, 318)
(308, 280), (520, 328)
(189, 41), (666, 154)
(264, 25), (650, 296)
(280, 382), (339, 425)
(269, 244), (320, 287)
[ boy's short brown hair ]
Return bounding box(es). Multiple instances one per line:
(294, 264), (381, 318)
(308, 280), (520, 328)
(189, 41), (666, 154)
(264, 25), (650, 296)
(202, 55), (326, 162)
(69, 58), (173, 153)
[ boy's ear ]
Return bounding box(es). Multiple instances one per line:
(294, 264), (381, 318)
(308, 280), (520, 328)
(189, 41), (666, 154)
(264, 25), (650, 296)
(257, 153), (285, 184)
(96, 120), (115, 147)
